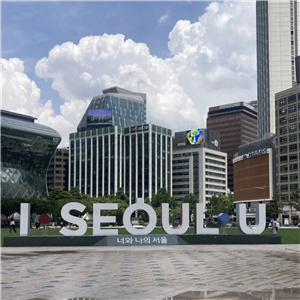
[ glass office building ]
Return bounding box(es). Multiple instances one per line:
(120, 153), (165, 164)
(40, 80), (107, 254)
(69, 124), (172, 204)
(207, 102), (257, 192)
(77, 86), (146, 132)
(275, 84), (300, 224)
(256, 1), (299, 138)
(1, 110), (61, 199)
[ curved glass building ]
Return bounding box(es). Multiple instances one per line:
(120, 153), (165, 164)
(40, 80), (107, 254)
(1, 110), (61, 199)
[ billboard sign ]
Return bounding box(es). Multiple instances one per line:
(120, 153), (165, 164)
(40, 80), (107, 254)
(87, 109), (112, 126)
(187, 129), (206, 145)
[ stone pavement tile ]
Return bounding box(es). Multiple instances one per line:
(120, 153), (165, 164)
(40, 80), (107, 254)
(1, 244), (300, 300)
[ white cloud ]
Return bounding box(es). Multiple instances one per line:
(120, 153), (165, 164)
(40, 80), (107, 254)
(34, 33), (200, 138)
(0, 58), (82, 146)
(1, 2), (257, 146)
(158, 13), (169, 26)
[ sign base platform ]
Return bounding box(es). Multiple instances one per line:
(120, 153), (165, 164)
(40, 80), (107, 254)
(3, 234), (281, 247)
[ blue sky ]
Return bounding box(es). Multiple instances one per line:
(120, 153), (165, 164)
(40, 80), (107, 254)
(1, 1), (257, 146)
(2, 1), (206, 108)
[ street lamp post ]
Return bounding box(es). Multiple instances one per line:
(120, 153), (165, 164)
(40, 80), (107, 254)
(253, 186), (267, 225)
(254, 186), (267, 203)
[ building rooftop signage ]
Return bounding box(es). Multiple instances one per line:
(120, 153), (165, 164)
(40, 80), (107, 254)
(219, 103), (240, 109)
(218, 102), (254, 110)
(131, 124), (149, 133)
(233, 148), (268, 164)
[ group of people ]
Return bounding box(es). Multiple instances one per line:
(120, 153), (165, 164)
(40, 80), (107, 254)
(8, 215), (42, 233)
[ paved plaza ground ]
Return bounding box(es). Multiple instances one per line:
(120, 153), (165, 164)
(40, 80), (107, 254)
(1, 244), (300, 300)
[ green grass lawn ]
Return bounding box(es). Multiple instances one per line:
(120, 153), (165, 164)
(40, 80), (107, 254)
(1, 226), (299, 246)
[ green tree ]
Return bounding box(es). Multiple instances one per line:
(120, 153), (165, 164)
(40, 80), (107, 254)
(182, 193), (198, 211)
(47, 188), (71, 202)
(139, 197), (151, 222)
(29, 198), (51, 215)
(1, 197), (25, 217)
(266, 192), (283, 218)
(68, 187), (81, 200)
(115, 201), (129, 225)
(151, 188), (177, 209)
(291, 188), (300, 212)
(115, 187), (130, 205)
(206, 193), (234, 217)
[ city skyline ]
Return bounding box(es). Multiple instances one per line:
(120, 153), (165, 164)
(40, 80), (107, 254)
(1, 1), (257, 146)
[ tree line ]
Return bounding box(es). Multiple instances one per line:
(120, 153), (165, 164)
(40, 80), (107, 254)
(2, 187), (299, 224)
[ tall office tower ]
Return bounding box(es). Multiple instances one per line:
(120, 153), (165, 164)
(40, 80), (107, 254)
(275, 84), (300, 225)
(206, 102), (257, 192)
(69, 124), (172, 204)
(256, 0), (299, 139)
(77, 86), (146, 132)
(47, 148), (69, 192)
(172, 129), (227, 210)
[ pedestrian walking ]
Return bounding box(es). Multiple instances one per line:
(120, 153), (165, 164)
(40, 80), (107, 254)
(9, 216), (17, 233)
(35, 219), (41, 230)
(272, 218), (277, 235)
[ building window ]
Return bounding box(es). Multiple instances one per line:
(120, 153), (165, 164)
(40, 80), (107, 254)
(279, 117), (287, 125)
(173, 184), (189, 189)
(280, 165), (288, 172)
(279, 127), (287, 134)
(279, 98), (287, 106)
(205, 171), (225, 178)
(289, 124), (297, 132)
(183, 153), (191, 157)
(281, 185), (288, 191)
(289, 144), (298, 151)
(205, 159), (225, 166)
(205, 165), (225, 172)
(289, 134), (297, 142)
(205, 152), (226, 160)
(173, 165), (189, 170)
(290, 173), (298, 181)
(289, 153), (298, 161)
(290, 164), (298, 171)
(173, 171), (189, 176)
(288, 104), (296, 112)
(288, 94), (296, 102)
(280, 175), (288, 181)
(280, 146), (287, 153)
(280, 136), (287, 143)
(173, 178), (189, 183)
(288, 114), (297, 123)
(173, 159), (189, 164)
(290, 184), (298, 190)
(280, 155), (288, 162)
(279, 107), (287, 115)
